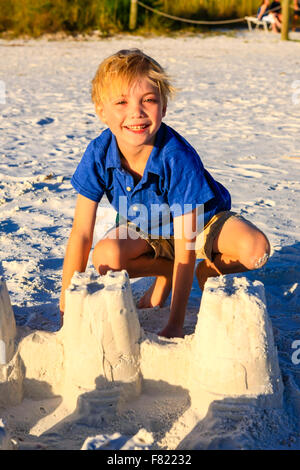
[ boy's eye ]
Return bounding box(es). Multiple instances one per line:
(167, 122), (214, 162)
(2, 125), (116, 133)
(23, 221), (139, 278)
(144, 98), (157, 103)
(115, 100), (127, 105)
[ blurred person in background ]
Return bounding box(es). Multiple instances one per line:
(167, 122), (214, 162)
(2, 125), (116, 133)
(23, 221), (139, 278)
(292, 0), (300, 30)
(257, 0), (282, 32)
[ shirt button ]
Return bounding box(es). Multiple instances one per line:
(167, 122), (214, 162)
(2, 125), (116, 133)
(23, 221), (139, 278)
(126, 186), (132, 192)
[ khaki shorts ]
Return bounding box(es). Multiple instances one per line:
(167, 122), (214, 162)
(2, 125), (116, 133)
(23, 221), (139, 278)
(115, 210), (245, 262)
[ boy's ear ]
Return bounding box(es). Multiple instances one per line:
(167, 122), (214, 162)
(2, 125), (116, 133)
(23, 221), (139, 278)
(162, 103), (167, 118)
(95, 103), (106, 123)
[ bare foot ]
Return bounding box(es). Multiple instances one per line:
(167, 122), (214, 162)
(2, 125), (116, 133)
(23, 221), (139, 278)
(196, 259), (222, 291)
(60, 310), (64, 328)
(195, 261), (206, 291)
(158, 324), (184, 339)
(138, 276), (172, 309)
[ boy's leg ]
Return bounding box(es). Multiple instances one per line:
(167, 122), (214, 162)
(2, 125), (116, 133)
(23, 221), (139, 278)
(196, 215), (270, 290)
(137, 275), (173, 308)
(92, 226), (173, 306)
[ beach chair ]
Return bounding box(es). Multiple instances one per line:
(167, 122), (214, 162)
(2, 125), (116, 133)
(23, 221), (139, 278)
(245, 16), (270, 32)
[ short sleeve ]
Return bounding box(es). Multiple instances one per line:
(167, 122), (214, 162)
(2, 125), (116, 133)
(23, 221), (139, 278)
(71, 140), (105, 202)
(167, 149), (215, 217)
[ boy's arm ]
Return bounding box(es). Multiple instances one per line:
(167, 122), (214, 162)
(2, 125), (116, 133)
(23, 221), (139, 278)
(59, 194), (98, 315)
(159, 209), (197, 339)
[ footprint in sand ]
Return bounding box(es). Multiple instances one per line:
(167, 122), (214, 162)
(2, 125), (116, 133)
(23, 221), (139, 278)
(254, 199), (276, 208)
(36, 117), (54, 126)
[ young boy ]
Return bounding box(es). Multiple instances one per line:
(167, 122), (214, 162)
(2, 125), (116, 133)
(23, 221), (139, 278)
(60, 49), (270, 339)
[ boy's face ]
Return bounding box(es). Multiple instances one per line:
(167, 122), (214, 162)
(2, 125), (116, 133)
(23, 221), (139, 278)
(96, 76), (166, 155)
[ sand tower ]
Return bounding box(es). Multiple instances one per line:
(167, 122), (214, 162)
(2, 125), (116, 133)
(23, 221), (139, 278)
(188, 275), (283, 417)
(0, 272), (283, 423)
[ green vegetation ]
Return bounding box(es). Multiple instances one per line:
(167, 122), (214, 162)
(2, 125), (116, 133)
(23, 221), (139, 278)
(0, 0), (262, 38)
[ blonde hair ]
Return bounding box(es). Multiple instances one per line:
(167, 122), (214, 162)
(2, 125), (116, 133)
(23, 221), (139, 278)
(91, 49), (175, 108)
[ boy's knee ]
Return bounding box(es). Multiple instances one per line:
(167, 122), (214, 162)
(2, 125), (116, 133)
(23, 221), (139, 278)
(92, 238), (128, 274)
(256, 233), (271, 268)
(239, 231), (270, 271)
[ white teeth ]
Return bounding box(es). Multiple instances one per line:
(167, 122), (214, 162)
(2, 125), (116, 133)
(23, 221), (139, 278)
(126, 125), (147, 130)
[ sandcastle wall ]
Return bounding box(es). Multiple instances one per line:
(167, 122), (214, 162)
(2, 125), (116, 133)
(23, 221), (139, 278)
(0, 280), (16, 365)
(0, 272), (283, 418)
(188, 276), (283, 416)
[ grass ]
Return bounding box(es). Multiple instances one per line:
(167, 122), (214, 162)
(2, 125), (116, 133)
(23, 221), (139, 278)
(0, 0), (262, 38)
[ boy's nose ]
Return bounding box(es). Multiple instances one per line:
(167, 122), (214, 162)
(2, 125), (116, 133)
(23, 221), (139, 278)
(129, 103), (146, 118)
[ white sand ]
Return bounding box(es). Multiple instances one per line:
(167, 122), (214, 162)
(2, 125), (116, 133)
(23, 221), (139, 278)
(0, 30), (300, 449)
(0, 271), (285, 450)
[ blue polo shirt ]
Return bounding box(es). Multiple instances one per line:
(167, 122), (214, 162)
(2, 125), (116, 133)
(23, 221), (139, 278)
(71, 122), (231, 237)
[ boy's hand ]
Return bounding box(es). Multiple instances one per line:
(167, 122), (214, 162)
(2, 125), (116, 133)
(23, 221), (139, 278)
(158, 323), (184, 339)
(161, 209), (197, 340)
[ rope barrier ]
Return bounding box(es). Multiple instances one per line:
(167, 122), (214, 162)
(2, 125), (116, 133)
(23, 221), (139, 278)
(136, 1), (286, 26)
(136, 1), (245, 24)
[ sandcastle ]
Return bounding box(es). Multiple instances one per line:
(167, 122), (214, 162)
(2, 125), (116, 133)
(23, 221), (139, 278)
(0, 270), (283, 447)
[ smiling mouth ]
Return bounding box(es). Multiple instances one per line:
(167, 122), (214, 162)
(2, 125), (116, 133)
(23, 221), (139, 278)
(124, 124), (150, 131)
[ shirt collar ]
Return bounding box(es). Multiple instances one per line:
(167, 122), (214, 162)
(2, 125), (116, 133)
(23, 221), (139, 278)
(104, 123), (166, 175)
(105, 132), (122, 170)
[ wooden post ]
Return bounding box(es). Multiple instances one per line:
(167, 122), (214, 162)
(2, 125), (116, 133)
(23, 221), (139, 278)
(281, 0), (290, 40)
(129, 0), (138, 30)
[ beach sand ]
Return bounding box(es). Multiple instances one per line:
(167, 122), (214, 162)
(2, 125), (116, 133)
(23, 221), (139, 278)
(0, 30), (300, 450)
